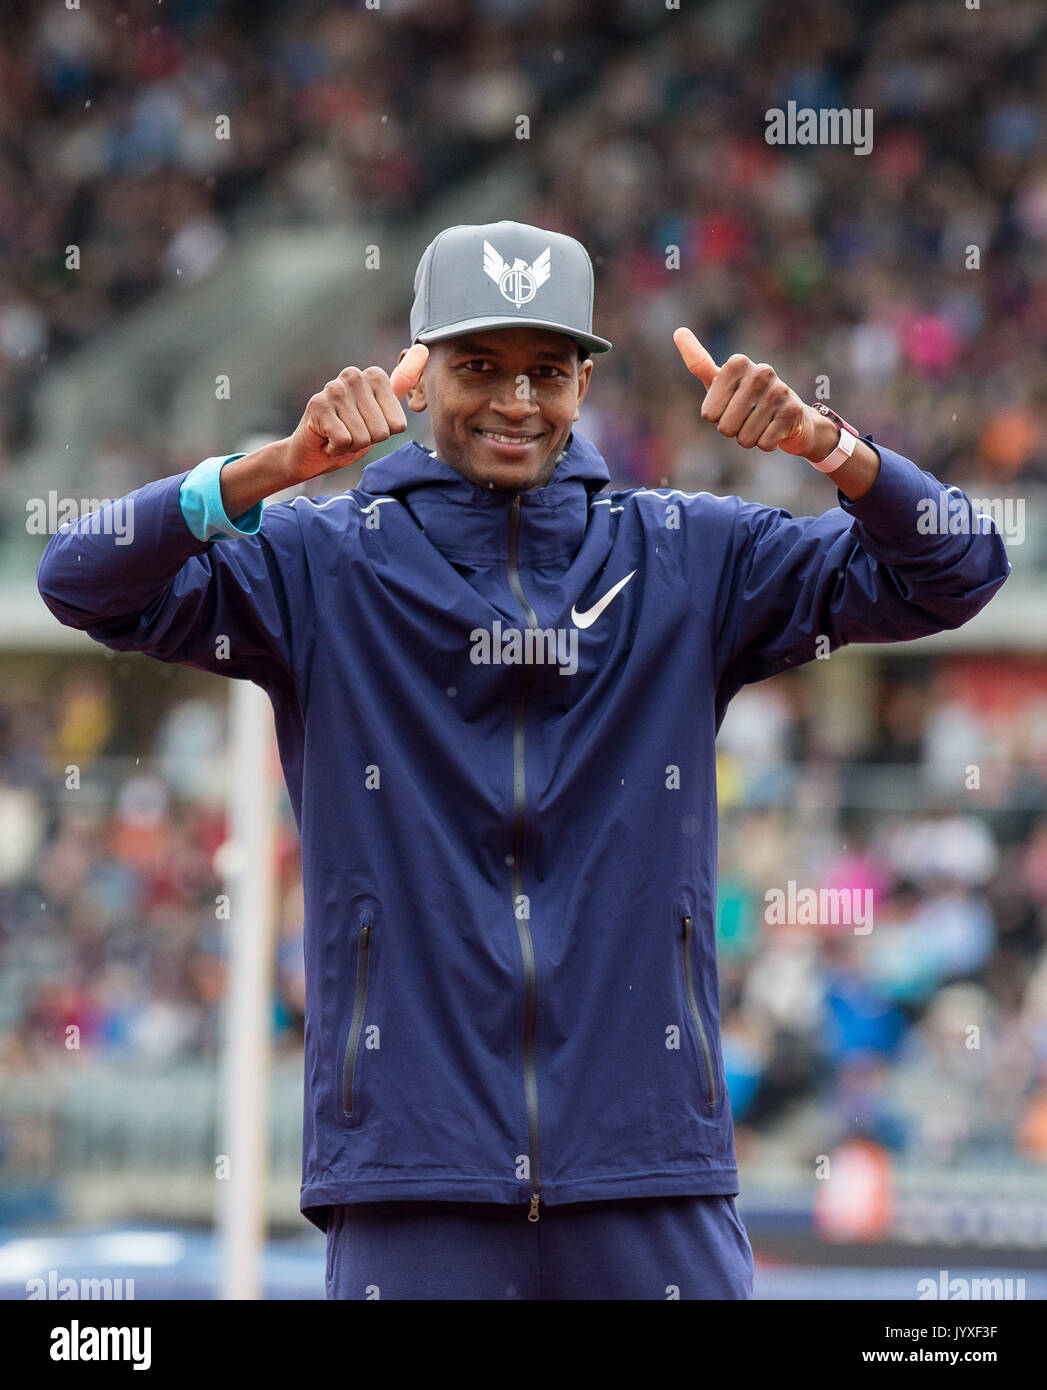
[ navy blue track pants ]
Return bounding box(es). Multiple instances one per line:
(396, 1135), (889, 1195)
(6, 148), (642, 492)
(324, 1193), (754, 1300)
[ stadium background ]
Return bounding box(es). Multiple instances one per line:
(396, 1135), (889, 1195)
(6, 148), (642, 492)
(2, 0), (1046, 1298)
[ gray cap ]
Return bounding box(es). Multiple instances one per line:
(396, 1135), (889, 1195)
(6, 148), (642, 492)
(409, 219), (612, 355)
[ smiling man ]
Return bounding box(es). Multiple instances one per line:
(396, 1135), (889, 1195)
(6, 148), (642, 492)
(37, 219), (1009, 1300)
(407, 327), (592, 491)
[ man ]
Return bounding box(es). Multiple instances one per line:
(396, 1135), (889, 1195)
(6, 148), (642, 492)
(37, 219), (1009, 1300)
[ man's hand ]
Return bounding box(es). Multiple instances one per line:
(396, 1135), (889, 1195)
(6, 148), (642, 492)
(218, 345), (429, 519)
(288, 343), (430, 482)
(673, 326), (881, 498)
(673, 327), (825, 457)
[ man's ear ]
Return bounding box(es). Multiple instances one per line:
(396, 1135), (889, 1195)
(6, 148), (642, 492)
(397, 346), (427, 412)
(573, 358), (593, 421)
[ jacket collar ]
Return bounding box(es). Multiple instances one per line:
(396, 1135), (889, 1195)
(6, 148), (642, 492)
(358, 431), (610, 563)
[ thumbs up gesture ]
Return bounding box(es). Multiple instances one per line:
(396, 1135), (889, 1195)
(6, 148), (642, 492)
(673, 328), (821, 458)
(288, 343), (430, 482)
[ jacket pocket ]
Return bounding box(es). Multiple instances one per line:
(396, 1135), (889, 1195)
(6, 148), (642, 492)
(679, 911), (717, 1109)
(341, 907), (375, 1121)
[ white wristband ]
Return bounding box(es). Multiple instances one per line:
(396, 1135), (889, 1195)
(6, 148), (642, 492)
(808, 405), (860, 473)
(808, 423), (857, 473)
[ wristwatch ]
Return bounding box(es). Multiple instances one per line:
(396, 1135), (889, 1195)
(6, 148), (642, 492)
(809, 403), (860, 473)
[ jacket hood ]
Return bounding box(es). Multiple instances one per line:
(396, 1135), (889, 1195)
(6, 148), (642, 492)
(357, 431), (611, 565)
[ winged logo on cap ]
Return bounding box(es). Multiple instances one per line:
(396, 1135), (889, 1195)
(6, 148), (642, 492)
(483, 240), (551, 308)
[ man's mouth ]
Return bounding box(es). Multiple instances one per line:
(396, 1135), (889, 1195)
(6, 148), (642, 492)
(474, 428), (544, 457)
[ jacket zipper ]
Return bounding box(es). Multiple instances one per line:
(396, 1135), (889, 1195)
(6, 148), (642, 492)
(342, 912), (373, 1117)
(507, 494), (542, 1222)
(681, 913), (716, 1107)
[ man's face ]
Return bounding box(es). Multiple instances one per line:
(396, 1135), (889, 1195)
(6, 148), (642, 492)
(397, 325), (593, 491)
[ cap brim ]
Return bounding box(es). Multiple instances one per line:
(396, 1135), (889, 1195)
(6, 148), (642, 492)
(416, 314), (612, 354)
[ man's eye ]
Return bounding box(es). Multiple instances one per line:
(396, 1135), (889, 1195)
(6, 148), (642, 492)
(463, 360), (491, 371)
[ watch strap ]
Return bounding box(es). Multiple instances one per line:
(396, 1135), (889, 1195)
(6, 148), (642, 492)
(809, 403), (860, 473)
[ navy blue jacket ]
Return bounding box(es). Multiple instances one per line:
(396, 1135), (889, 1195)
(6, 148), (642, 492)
(36, 432), (1009, 1229)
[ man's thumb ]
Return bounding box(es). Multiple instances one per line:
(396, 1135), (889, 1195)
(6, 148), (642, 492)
(390, 343), (429, 397)
(673, 327), (719, 389)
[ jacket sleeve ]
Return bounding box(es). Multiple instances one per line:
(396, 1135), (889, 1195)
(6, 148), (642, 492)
(713, 441), (1011, 704)
(36, 470), (306, 692)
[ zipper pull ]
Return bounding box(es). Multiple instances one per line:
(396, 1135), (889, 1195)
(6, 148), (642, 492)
(528, 1192), (541, 1223)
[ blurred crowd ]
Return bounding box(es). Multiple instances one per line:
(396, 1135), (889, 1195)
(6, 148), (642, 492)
(714, 663), (1047, 1170)
(0, 0), (656, 455)
(536, 0), (1047, 500)
(0, 669), (306, 1076)
(2, 0), (1046, 502)
(1, 653), (1046, 1176)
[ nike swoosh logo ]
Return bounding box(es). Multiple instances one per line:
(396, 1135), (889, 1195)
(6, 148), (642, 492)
(570, 569), (637, 629)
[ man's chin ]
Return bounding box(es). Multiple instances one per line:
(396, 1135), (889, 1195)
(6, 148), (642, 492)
(472, 465), (545, 491)
(463, 442), (560, 491)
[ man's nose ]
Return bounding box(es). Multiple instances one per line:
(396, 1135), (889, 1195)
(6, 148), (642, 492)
(489, 376), (540, 415)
